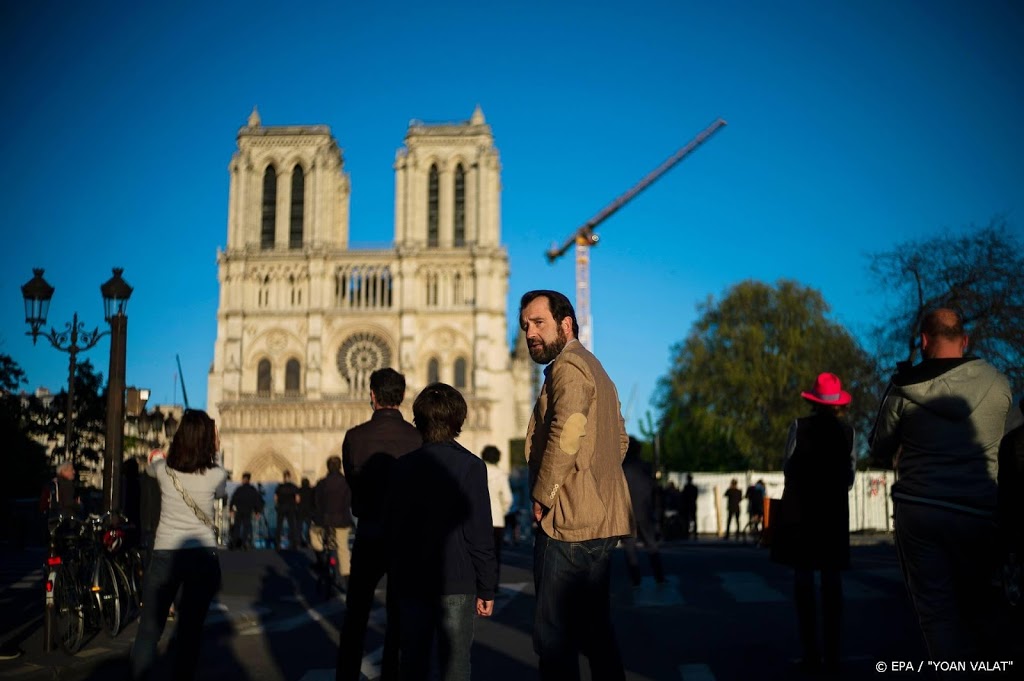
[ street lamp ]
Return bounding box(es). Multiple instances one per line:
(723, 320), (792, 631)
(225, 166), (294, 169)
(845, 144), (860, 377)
(100, 268), (133, 515)
(21, 269), (108, 470)
(20, 267), (132, 514)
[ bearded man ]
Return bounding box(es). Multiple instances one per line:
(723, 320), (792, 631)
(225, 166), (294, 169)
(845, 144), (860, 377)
(519, 289), (633, 681)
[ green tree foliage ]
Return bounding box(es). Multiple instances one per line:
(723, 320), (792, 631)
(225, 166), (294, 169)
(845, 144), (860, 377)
(0, 354), (50, 500)
(868, 217), (1024, 392)
(656, 280), (879, 472)
(44, 359), (108, 468)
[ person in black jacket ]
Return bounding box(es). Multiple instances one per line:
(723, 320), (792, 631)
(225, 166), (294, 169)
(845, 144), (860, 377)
(621, 437), (665, 586)
(313, 456), (354, 584)
(337, 368), (422, 681)
(275, 470), (300, 550)
(229, 472), (263, 550)
(771, 372), (856, 675)
(388, 382), (496, 681)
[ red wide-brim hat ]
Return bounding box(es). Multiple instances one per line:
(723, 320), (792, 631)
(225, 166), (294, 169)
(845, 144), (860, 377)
(801, 372), (852, 406)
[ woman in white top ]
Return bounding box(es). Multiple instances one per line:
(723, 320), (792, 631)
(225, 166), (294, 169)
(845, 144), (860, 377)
(130, 409), (227, 680)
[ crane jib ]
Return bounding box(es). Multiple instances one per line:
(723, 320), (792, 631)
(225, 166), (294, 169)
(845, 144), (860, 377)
(546, 118), (727, 262)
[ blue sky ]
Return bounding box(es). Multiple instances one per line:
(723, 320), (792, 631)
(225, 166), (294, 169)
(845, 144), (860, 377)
(2, 0), (1022, 434)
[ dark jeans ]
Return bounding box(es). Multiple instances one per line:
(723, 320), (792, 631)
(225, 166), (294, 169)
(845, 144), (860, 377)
(130, 548), (221, 680)
(533, 531), (624, 681)
(725, 509), (741, 538)
(794, 568), (842, 668)
(398, 593), (475, 681)
(894, 502), (1000, 672)
(337, 534), (400, 681)
(622, 515), (665, 585)
(276, 506), (300, 549)
(230, 512), (254, 549)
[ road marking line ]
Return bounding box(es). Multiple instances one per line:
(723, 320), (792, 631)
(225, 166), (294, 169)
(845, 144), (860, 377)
(679, 663), (716, 680)
(717, 571), (786, 603)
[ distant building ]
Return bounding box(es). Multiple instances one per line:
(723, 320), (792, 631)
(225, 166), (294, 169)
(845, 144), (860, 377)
(207, 107), (534, 482)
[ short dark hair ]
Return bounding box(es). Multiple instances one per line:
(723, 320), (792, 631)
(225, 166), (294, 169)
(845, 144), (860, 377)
(242, 472), (252, 482)
(481, 445), (500, 464)
(371, 368), (406, 407)
(413, 383), (467, 443)
(167, 409), (218, 474)
(327, 455), (342, 473)
(519, 290), (579, 338)
(920, 308), (965, 341)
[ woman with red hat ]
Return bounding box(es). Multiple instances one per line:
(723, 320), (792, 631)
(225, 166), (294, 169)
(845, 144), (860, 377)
(770, 372), (857, 676)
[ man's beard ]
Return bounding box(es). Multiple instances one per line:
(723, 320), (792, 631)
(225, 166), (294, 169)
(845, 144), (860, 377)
(529, 326), (568, 364)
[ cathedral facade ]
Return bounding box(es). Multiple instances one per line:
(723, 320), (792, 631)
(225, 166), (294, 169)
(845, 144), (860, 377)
(207, 107), (534, 482)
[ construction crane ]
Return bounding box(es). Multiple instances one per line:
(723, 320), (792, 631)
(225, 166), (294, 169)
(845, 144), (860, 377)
(546, 118), (727, 350)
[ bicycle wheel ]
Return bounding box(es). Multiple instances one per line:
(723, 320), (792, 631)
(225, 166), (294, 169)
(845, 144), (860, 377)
(112, 559), (135, 623)
(53, 565), (85, 654)
(94, 555), (122, 637)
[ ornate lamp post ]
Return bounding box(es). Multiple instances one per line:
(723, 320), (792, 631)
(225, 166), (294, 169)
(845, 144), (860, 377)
(21, 269), (108, 470)
(100, 269), (133, 514)
(20, 267), (132, 513)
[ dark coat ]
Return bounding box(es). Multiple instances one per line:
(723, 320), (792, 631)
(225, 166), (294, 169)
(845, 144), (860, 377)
(771, 411), (855, 570)
(388, 441), (497, 601)
(314, 471), (354, 528)
(230, 483), (264, 515)
(623, 454), (655, 524)
(998, 405), (1024, 552)
(342, 408), (421, 537)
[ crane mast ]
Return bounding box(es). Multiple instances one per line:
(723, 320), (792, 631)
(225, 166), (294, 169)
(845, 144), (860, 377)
(546, 118), (727, 350)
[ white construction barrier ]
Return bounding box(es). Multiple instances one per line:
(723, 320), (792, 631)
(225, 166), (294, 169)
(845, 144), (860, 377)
(665, 469), (895, 536)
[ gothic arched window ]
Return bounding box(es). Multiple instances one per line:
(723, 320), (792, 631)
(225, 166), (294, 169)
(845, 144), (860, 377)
(289, 165), (304, 249)
(261, 166), (276, 249)
(257, 359), (272, 395)
(454, 164), (465, 247)
(427, 164), (439, 248)
(427, 357), (440, 385)
(454, 357), (467, 389)
(285, 358), (301, 393)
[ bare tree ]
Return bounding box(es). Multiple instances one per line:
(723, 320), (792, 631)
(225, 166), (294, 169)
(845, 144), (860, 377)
(868, 217), (1024, 391)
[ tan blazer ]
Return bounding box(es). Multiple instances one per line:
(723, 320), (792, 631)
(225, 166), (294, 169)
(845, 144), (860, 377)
(526, 339), (634, 542)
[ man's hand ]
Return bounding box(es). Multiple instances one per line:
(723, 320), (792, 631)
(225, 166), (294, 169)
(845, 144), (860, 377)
(476, 598), (494, 617)
(533, 501), (545, 523)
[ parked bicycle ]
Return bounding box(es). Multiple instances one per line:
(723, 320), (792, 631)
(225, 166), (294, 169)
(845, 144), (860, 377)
(44, 512), (132, 654)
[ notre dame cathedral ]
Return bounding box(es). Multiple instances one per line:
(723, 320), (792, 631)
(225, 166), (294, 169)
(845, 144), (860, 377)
(206, 107), (534, 482)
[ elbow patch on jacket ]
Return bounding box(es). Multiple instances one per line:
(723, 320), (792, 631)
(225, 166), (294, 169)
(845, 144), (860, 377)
(559, 413), (588, 455)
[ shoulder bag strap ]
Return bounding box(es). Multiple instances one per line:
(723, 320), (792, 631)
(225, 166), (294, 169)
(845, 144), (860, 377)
(165, 466), (218, 535)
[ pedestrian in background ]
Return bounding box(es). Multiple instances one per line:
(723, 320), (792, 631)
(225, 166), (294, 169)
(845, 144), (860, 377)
(388, 383), (496, 681)
(130, 409), (227, 681)
(871, 309), (1013, 672)
(520, 289), (633, 681)
(745, 478), (766, 538)
(229, 472), (262, 551)
(771, 372), (856, 676)
(313, 455), (354, 589)
(299, 477), (315, 548)
(682, 474), (699, 539)
(337, 368), (422, 681)
(275, 470), (300, 550)
(723, 479), (742, 540)
(482, 444), (513, 583)
(621, 436), (666, 587)
(139, 450), (163, 564)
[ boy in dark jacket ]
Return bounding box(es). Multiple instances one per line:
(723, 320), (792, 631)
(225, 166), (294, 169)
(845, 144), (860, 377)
(388, 382), (496, 681)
